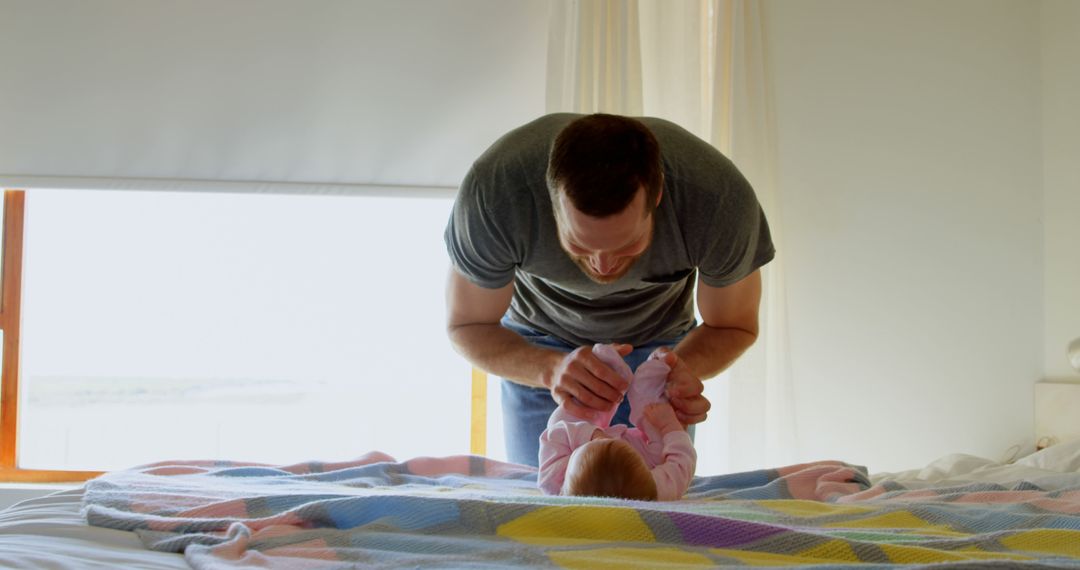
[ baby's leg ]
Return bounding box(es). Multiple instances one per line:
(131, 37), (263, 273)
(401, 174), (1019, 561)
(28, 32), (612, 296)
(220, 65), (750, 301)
(628, 358), (670, 441)
(589, 343), (635, 427)
(628, 359), (668, 423)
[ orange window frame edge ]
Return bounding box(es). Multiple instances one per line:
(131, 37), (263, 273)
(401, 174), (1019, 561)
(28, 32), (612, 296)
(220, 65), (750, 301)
(0, 189), (489, 482)
(0, 190), (100, 481)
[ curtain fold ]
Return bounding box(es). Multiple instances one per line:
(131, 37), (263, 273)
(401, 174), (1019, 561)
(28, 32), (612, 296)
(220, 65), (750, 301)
(546, 0), (797, 472)
(546, 0), (643, 115)
(709, 0), (797, 471)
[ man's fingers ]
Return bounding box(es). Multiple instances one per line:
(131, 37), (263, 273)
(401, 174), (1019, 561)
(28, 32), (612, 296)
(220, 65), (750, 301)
(672, 395), (710, 424)
(670, 394), (711, 426)
(671, 394), (711, 415)
(675, 410), (708, 426)
(582, 358), (629, 395)
(561, 373), (620, 410)
(658, 349), (679, 367)
(665, 378), (694, 399)
(553, 348), (625, 410)
(665, 365), (704, 399)
(561, 396), (596, 421)
(649, 348), (709, 426)
(570, 382), (616, 410)
(552, 386), (601, 413)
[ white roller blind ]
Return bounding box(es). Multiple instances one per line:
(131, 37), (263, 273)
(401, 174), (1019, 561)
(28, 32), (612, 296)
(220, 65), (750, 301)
(0, 0), (549, 193)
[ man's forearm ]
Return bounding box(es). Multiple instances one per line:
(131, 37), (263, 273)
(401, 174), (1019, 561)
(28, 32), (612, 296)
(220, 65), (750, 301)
(448, 323), (564, 389)
(672, 324), (758, 380)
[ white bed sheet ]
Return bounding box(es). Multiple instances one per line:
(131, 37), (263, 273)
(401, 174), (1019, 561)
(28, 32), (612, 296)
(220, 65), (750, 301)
(0, 488), (188, 570)
(870, 438), (1080, 489)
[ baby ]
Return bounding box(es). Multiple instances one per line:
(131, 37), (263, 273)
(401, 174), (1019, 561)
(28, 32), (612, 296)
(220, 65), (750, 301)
(537, 344), (697, 501)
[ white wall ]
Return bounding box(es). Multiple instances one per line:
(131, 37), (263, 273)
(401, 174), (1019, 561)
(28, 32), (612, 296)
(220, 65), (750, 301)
(764, 0), (1045, 471)
(0, 0), (549, 191)
(1041, 0), (1080, 382)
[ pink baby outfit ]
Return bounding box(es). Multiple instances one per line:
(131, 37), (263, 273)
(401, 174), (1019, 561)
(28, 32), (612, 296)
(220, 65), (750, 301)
(537, 344), (697, 501)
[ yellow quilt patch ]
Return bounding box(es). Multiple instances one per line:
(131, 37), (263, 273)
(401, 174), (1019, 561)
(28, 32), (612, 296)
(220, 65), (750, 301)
(760, 499), (872, 518)
(796, 539), (861, 562)
(709, 548), (854, 566)
(549, 546), (715, 569)
(497, 505), (654, 545)
(877, 543), (1027, 564)
(823, 510), (963, 537)
(1001, 529), (1080, 556)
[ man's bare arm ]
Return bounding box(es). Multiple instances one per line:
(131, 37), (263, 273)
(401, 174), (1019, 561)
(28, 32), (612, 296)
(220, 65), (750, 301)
(660, 270), (763, 424)
(445, 268), (629, 418)
(445, 267), (560, 388)
(675, 270), (761, 379)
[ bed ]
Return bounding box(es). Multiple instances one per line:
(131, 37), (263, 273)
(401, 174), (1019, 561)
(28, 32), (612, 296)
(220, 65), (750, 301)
(1, 444), (1079, 569)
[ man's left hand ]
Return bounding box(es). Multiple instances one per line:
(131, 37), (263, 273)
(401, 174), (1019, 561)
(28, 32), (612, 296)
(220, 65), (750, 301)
(651, 347), (711, 426)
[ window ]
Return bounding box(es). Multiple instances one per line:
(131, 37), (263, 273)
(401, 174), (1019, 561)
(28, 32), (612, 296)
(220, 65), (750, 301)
(1, 188), (728, 481)
(3, 188), (480, 478)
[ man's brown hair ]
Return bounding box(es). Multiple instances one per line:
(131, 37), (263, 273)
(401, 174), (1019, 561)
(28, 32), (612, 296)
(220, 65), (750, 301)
(547, 114), (663, 218)
(563, 439), (658, 501)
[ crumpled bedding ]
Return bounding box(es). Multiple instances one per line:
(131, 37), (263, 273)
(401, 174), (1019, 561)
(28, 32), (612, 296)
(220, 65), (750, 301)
(80, 449), (1080, 568)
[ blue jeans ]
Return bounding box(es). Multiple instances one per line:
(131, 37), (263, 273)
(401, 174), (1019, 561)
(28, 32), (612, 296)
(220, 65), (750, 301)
(500, 317), (691, 466)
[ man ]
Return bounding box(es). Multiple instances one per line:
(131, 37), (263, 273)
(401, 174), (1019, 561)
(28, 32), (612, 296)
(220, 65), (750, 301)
(444, 113), (774, 467)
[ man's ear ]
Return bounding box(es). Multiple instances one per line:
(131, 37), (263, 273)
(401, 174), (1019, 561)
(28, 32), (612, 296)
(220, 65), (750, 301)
(553, 189), (569, 222)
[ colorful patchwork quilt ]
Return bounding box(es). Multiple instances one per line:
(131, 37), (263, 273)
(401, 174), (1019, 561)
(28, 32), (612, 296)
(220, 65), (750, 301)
(82, 452), (1080, 568)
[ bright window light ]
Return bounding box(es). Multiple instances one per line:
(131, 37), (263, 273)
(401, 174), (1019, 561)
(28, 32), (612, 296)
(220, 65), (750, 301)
(18, 189), (472, 471)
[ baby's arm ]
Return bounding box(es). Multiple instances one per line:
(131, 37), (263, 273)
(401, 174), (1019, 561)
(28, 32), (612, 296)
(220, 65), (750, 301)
(628, 357), (670, 429)
(643, 402), (684, 436)
(644, 403), (697, 500)
(537, 424), (575, 495)
(650, 431), (697, 500)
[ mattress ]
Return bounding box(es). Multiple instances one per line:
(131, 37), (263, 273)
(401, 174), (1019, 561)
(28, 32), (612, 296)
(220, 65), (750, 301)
(0, 488), (188, 569)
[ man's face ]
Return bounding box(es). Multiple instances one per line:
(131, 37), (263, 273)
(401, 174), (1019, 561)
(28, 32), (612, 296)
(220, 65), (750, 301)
(554, 187), (657, 284)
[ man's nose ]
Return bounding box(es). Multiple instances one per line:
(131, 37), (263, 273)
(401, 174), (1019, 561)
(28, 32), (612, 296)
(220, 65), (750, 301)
(591, 254), (617, 274)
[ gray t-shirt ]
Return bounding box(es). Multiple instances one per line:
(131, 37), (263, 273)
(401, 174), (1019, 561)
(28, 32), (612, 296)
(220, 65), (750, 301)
(445, 113), (775, 347)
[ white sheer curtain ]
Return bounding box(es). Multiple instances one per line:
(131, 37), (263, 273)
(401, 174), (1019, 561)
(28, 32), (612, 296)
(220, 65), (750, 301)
(546, 0), (644, 114)
(547, 0), (797, 472)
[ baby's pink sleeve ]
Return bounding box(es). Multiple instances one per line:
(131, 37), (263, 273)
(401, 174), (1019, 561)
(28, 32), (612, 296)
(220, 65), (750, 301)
(590, 344), (635, 426)
(538, 418), (597, 495)
(628, 358), (670, 435)
(650, 431), (697, 501)
(537, 423), (573, 495)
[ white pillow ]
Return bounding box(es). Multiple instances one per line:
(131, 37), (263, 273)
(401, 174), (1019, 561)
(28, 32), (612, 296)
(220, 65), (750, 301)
(1015, 438), (1080, 472)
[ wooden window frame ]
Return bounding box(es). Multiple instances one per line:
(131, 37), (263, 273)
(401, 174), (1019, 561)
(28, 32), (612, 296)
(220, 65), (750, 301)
(0, 189), (489, 482)
(0, 190), (100, 481)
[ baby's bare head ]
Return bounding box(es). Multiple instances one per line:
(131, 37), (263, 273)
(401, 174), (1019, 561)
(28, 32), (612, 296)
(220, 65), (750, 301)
(562, 438), (657, 501)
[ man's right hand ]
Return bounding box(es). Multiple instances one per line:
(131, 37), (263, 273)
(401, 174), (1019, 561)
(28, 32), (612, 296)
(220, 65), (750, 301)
(544, 344), (633, 421)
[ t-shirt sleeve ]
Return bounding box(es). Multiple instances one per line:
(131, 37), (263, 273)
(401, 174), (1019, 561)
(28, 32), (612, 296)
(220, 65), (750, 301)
(693, 169), (776, 288)
(444, 168), (520, 289)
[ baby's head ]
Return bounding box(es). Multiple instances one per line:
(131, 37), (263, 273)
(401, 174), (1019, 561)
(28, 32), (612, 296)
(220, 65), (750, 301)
(561, 433), (657, 501)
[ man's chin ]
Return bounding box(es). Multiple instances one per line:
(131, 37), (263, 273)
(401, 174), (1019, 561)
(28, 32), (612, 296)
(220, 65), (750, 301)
(578, 263), (631, 284)
(584, 272), (622, 284)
